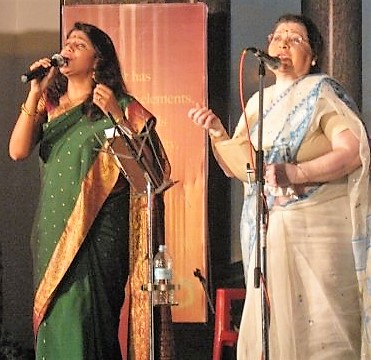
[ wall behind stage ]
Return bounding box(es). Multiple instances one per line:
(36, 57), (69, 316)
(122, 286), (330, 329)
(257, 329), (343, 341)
(0, 0), (60, 349)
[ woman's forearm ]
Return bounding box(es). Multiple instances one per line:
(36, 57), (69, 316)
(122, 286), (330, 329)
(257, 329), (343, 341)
(9, 92), (44, 160)
(267, 129), (362, 187)
(293, 129), (362, 184)
(295, 148), (361, 184)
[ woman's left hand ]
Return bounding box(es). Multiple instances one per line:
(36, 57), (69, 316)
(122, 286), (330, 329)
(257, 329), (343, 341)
(93, 84), (121, 118)
(265, 163), (298, 187)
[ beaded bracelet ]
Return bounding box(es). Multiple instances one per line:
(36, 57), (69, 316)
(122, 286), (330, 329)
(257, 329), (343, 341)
(208, 128), (225, 138)
(21, 103), (38, 117)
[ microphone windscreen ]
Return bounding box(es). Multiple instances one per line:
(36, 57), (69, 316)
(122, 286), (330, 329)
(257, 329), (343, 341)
(51, 54), (66, 67)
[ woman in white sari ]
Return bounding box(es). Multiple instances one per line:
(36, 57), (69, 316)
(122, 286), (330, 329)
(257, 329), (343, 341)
(188, 14), (371, 360)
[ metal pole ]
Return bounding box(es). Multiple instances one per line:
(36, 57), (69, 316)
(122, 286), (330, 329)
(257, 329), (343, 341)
(254, 61), (270, 360)
(146, 176), (155, 360)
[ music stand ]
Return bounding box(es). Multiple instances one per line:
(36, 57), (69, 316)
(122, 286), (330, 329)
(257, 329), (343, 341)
(103, 114), (176, 360)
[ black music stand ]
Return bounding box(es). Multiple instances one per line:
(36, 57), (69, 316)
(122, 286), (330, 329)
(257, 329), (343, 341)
(103, 115), (176, 360)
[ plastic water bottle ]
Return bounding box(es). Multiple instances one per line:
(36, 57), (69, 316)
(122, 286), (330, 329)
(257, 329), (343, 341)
(153, 244), (174, 305)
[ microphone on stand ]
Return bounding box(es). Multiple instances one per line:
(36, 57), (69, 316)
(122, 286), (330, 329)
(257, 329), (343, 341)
(20, 54), (66, 83)
(248, 47), (281, 69)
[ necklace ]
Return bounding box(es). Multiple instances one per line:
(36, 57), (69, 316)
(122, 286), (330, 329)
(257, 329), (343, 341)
(65, 92), (90, 108)
(48, 92), (90, 122)
(58, 92), (90, 115)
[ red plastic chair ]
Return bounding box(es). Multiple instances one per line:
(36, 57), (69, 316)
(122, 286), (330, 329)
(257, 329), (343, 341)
(213, 288), (246, 360)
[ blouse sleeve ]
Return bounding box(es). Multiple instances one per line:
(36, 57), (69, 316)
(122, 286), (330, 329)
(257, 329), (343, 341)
(320, 111), (350, 141)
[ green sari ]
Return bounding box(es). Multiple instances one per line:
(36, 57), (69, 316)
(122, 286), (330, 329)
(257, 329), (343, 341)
(32, 96), (149, 359)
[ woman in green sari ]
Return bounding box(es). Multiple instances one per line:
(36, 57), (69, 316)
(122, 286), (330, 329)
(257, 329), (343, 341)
(9, 22), (169, 359)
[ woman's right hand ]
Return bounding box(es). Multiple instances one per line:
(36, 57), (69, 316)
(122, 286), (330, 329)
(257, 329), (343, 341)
(9, 57), (55, 161)
(188, 103), (225, 137)
(28, 57), (58, 95)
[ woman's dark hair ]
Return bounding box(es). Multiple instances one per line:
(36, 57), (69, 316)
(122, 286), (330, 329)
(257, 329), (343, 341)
(47, 22), (128, 120)
(271, 14), (324, 74)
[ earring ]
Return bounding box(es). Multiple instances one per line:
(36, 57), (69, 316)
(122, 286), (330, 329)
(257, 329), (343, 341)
(311, 59), (316, 66)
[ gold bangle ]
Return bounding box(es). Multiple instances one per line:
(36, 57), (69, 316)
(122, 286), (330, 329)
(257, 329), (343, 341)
(21, 103), (38, 117)
(297, 163), (310, 183)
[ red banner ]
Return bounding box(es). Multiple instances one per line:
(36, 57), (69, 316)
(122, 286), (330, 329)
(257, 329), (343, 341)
(63, 3), (208, 323)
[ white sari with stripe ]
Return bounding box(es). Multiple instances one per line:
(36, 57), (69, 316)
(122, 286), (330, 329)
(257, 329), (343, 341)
(218, 74), (371, 359)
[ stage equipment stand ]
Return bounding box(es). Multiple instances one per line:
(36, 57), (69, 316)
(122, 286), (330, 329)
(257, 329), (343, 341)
(245, 52), (271, 360)
(194, 268), (215, 315)
(102, 113), (176, 360)
(256, 60), (270, 360)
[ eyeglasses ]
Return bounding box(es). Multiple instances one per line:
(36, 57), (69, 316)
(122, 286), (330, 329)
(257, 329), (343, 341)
(267, 32), (309, 47)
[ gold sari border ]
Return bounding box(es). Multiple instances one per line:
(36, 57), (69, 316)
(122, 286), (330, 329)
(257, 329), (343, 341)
(33, 147), (120, 335)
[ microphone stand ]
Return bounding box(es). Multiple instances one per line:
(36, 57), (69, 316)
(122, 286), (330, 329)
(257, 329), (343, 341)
(253, 60), (270, 360)
(193, 268), (215, 315)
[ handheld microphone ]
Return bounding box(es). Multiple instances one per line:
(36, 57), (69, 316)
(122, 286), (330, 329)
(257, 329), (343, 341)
(20, 54), (66, 83)
(249, 47), (281, 69)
